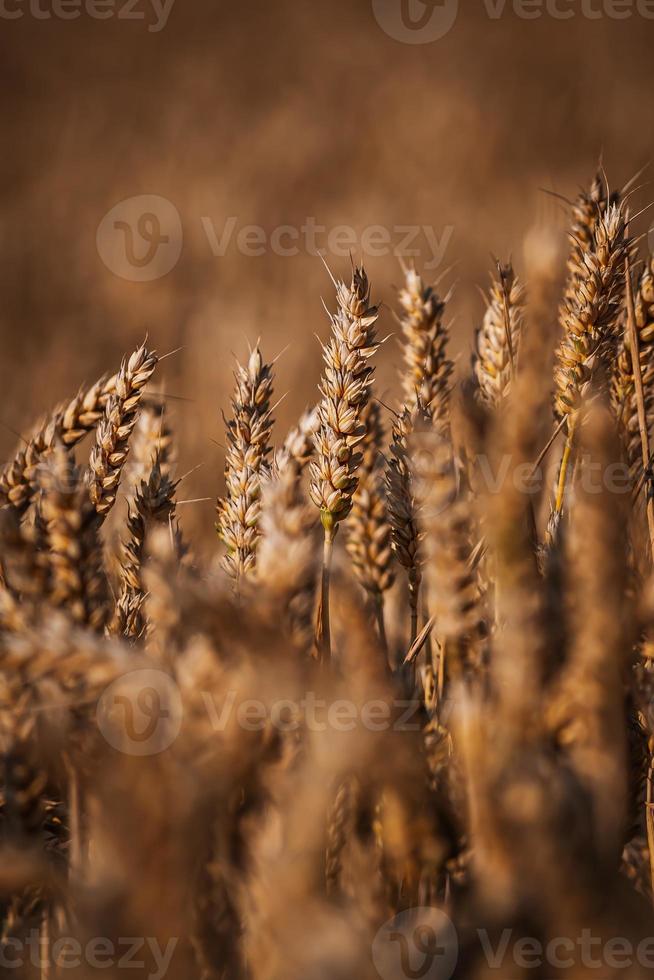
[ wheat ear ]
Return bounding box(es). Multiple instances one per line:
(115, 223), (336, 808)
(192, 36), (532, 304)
(280, 406), (319, 471)
(309, 266), (379, 662)
(113, 452), (181, 638)
(560, 169), (612, 314)
(0, 371), (121, 512)
(398, 264), (453, 429)
(385, 402), (430, 645)
(613, 253), (654, 485)
(256, 453), (319, 652)
(345, 400), (394, 646)
(552, 200), (629, 516)
(413, 428), (481, 686)
(473, 262), (525, 408)
(39, 443), (108, 631)
(216, 345), (274, 586)
(88, 342), (158, 518)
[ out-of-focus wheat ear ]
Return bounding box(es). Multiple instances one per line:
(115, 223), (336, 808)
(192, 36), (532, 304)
(38, 442), (109, 631)
(255, 455), (320, 654)
(613, 254), (654, 489)
(142, 526), (184, 665)
(550, 403), (633, 867)
(124, 399), (177, 489)
(411, 427), (483, 699)
(216, 345), (274, 588)
(88, 341), (158, 519)
(489, 227), (562, 734)
(398, 263), (453, 431)
(345, 400), (394, 649)
(552, 198), (630, 519)
(112, 450), (181, 639)
(280, 406), (319, 471)
(309, 265), (379, 663)
(325, 777), (357, 896)
(385, 402), (431, 647)
(473, 261), (525, 408)
(0, 370), (120, 513)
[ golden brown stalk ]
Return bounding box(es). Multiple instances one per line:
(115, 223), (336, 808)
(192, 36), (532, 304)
(398, 265), (453, 429)
(0, 371), (120, 512)
(88, 342), (158, 519)
(473, 262), (525, 408)
(309, 267), (379, 661)
(39, 443), (109, 631)
(345, 401), (394, 640)
(216, 346), (274, 585)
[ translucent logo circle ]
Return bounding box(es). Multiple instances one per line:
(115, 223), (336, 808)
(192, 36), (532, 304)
(411, 432), (461, 519)
(97, 668), (183, 756)
(372, 0), (459, 44)
(96, 194), (182, 282)
(372, 907), (458, 980)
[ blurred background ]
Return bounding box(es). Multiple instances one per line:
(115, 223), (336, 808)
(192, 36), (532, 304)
(1, 0), (652, 545)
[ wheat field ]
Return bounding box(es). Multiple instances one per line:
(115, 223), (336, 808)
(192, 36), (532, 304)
(2, 168), (654, 979)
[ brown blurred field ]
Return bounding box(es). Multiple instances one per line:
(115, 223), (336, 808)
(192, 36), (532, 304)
(1, 0), (653, 542)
